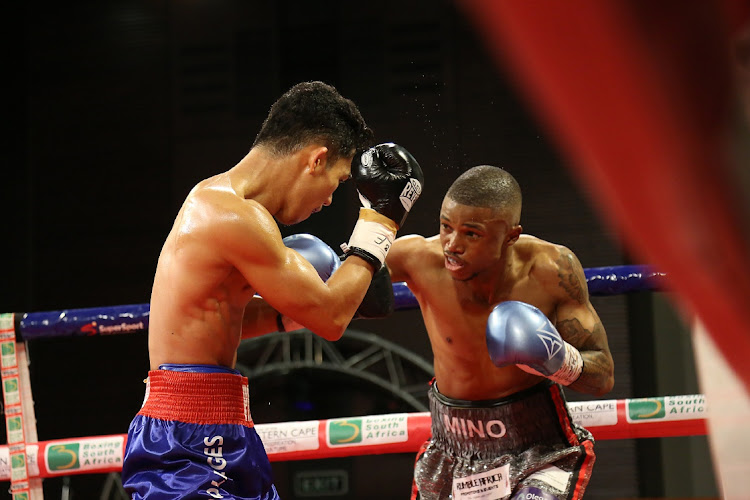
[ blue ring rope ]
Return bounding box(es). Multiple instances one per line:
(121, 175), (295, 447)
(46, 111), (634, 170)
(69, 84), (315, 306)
(392, 264), (666, 310)
(17, 265), (665, 341)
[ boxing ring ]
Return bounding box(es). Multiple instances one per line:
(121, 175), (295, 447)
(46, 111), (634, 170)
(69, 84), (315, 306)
(0, 265), (708, 499)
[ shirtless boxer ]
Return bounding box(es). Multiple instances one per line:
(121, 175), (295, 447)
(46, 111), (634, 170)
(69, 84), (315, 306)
(386, 165), (613, 500)
(121, 81), (424, 499)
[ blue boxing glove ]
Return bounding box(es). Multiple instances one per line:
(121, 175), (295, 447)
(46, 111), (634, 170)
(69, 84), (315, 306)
(486, 301), (584, 386)
(276, 234), (340, 331)
(283, 233), (340, 281)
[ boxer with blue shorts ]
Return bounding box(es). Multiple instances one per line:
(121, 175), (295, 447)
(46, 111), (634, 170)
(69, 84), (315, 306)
(122, 364), (279, 500)
(124, 82), (424, 498)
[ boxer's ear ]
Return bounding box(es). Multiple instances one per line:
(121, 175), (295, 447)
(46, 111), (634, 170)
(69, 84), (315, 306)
(307, 147), (329, 174)
(506, 224), (522, 246)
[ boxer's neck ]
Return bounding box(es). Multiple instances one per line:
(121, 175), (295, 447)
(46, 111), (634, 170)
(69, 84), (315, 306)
(454, 246), (516, 306)
(227, 147), (303, 214)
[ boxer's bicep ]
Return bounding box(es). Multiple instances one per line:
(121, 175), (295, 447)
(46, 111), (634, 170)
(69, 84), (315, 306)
(557, 300), (614, 396)
(552, 250), (603, 344)
(553, 249), (614, 395)
(220, 213), (375, 340)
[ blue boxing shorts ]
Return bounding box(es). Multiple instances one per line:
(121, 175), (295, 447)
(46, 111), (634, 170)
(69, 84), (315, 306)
(122, 364), (280, 500)
(412, 381), (595, 500)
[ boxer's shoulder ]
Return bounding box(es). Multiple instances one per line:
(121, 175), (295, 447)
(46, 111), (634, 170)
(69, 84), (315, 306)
(391, 234), (443, 265)
(179, 184), (276, 242)
(517, 236), (585, 300)
(387, 234), (442, 282)
(395, 233), (436, 249)
(516, 235), (573, 269)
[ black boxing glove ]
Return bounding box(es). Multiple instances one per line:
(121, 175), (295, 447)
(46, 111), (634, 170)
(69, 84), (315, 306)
(342, 143), (424, 270)
(351, 261), (395, 320)
(353, 143), (424, 228)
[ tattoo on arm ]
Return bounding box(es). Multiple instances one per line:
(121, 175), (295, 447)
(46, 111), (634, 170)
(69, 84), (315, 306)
(558, 316), (612, 394)
(556, 252), (586, 304)
(554, 249), (613, 395)
(557, 317), (604, 353)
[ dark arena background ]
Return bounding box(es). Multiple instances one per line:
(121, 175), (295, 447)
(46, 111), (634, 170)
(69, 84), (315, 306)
(5, 1), (747, 499)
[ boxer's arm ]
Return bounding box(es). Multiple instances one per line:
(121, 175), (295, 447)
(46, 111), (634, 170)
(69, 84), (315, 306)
(550, 248), (614, 396)
(385, 234), (432, 283)
(223, 204), (373, 342)
(242, 234), (341, 338)
(242, 259), (394, 337)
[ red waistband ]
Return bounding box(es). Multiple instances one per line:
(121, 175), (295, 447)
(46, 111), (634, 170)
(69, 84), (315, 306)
(138, 370), (253, 427)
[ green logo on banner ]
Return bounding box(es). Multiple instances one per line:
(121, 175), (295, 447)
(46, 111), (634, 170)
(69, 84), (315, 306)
(48, 444), (80, 471)
(8, 416), (22, 431)
(329, 419), (362, 445)
(11, 454), (25, 468)
(13, 493), (28, 500)
(5, 379), (18, 393)
(628, 398), (665, 420)
(2, 343), (15, 355)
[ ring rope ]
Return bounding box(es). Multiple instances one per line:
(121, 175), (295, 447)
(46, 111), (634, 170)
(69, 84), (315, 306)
(394, 265), (666, 310)
(14, 265), (666, 341)
(0, 393), (706, 481)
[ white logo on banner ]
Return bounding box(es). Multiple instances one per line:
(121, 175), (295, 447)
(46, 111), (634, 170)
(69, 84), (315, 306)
(255, 421), (320, 455)
(568, 399), (618, 427)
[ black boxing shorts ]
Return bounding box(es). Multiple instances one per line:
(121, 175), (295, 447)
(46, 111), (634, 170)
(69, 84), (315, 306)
(411, 381), (595, 500)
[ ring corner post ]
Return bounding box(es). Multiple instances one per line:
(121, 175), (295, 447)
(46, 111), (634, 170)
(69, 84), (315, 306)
(691, 318), (750, 500)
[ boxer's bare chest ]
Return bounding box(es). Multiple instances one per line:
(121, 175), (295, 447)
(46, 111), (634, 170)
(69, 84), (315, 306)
(418, 271), (555, 399)
(416, 264), (557, 354)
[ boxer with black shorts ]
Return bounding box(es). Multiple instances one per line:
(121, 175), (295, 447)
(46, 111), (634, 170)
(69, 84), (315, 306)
(122, 81), (424, 499)
(386, 165), (613, 500)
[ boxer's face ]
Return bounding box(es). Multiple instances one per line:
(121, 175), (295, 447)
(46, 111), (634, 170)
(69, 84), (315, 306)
(439, 198), (514, 281)
(291, 156), (352, 224)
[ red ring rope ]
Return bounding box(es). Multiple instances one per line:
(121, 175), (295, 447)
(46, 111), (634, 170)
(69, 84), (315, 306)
(0, 394), (707, 481)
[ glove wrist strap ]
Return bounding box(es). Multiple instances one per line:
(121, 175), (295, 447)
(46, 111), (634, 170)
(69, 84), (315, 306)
(343, 209), (397, 269)
(549, 342), (584, 386)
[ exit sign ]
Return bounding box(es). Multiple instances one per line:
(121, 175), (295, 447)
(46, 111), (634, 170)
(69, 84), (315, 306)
(293, 469), (349, 497)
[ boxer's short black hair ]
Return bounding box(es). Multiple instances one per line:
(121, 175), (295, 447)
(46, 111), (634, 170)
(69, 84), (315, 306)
(446, 165), (522, 222)
(253, 81), (374, 165)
